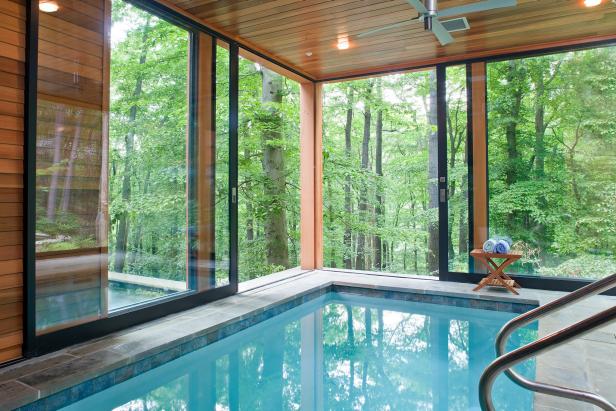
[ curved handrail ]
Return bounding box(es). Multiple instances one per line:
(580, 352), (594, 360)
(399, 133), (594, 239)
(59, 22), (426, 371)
(479, 304), (616, 410)
(479, 273), (616, 411)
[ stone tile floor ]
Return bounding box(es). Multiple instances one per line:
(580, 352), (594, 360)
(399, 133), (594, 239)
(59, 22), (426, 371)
(0, 269), (614, 410)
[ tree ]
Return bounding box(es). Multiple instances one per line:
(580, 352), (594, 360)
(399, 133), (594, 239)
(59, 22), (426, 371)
(426, 71), (439, 274)
(355, 80), (373, 270)
(260, 68), (289, 269)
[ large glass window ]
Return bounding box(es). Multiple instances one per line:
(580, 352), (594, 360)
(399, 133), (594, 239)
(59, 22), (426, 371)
(108, 1), (190, 309)
(215, 43), (231, 287)
(34, 0), (231, 334)
(237, 53), (301, 282)
(446, 65), (470, 273)
(486, 46), (616, 279)
(322, 70), (439, 276)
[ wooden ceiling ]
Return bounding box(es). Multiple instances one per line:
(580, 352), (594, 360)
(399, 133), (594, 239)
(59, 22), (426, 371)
(167, 0), (616, 81)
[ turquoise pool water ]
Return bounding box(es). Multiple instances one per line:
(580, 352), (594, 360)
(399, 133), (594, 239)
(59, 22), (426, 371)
(60, 293), (535, 411)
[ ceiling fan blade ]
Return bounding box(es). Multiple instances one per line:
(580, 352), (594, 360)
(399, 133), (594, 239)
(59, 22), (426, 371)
(431, 19), (454, 46)
(438, 0), (516, 18)
(358, 20), (414, 38)
(406, 0), (428, 15)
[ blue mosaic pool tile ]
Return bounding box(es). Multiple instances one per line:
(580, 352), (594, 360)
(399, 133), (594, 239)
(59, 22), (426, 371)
(112, 363), (136, 385)
(331, 284), (537, 313)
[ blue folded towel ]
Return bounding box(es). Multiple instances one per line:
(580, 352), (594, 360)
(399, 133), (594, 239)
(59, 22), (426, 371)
(483, 239), (496, 253)
(494, 239), (510, 254)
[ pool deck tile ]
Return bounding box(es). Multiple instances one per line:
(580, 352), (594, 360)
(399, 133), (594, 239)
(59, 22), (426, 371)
(0, 381), (39, 410)
(1, 268), (615, 410)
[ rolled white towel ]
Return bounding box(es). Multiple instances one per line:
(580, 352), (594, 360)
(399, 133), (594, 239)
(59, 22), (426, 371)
(483, 239), (496, 253)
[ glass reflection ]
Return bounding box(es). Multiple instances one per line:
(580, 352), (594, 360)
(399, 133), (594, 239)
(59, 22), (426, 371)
(35, 0), (232, 333)
(61, 295), (535, 411)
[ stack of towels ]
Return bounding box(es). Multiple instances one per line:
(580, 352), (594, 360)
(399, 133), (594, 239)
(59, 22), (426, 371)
(483, 236), (512, 254)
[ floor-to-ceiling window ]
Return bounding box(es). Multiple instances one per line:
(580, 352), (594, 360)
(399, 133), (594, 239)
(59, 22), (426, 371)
(33, 0), (233, 336)
(215, 42), (231, 287)
(107, 0), (190, 310)
(322, 70), (439, 276)
(446, 65), (470, 273)
(486, 45), (616, 280)
(237, 53), (301, 282)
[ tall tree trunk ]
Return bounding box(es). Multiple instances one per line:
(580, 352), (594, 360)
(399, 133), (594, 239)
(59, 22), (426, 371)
(427, 72), (439, 275)
(327, 178), (336, 267)
(114, 17), (151, 273)
(374, 80), (384, 270)
(446, 108), (458, 264)
(533, 68), (548, 244)
(261, 68), (289, 268)
(130, 171), (149, 266)
(382, 240), (388, 270)
(343, 87), (354, 269)
(412, 200), (418, 273)
(505, 60), (524, 186)
(534, 73), (546, 178)
(355, 83), (372, 270)
(458, 133), (469, 256)
(244, 147), (254, 242)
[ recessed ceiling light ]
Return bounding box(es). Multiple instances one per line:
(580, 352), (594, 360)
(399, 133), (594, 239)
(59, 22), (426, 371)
(39, 1), (59, 12)
(584, 0), (602, 7)
(337, 38), (350, 50)
(305, 51), (313, 57)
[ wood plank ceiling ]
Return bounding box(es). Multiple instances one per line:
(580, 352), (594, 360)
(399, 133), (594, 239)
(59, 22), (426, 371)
(167, 0), (616, 80)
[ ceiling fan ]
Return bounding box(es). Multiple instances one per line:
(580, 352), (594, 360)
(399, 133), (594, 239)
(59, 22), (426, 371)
(358, 0), (517, 46)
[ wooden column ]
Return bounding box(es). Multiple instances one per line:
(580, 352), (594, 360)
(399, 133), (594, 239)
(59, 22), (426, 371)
(471, 62), (488, 251)
(299, 82), (323, 269)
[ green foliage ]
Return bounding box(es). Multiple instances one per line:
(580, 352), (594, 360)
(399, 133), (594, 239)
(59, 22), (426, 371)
(235, 59), (301, 281)
(108, 0), (189, 281)
(488, 47), (616, 278)
(322, 72), (445, 275)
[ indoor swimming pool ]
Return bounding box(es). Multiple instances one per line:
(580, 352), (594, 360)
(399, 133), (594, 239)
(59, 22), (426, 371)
(55, 292), (535, 411)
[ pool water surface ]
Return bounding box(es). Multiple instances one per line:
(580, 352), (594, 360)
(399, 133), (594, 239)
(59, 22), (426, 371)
(60, 292), (535, 411)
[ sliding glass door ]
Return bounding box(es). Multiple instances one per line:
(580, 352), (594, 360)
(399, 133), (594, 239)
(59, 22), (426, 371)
(32, 0), (236, 339)
(485, 46), (616, 280)
(444, 44), (616, 288)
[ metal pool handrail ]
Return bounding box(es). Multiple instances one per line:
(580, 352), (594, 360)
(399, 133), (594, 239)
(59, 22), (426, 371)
(479, 273), (616, 411)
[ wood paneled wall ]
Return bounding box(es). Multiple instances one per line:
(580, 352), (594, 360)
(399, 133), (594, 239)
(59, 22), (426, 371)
(0, 0), (25, 364)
